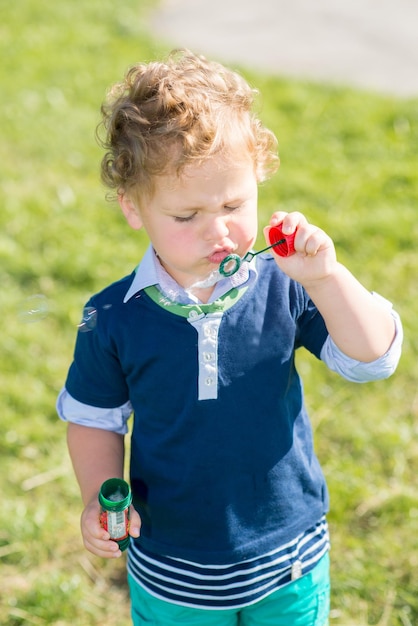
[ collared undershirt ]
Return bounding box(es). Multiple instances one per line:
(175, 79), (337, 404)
(124, 245), (256, 305)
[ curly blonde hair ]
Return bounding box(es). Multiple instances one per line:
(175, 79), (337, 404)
(98, 49), (279, 203)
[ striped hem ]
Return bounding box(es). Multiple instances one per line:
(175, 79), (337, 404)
(127, 516), (330, 610)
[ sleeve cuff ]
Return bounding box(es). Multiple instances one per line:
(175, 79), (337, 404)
(320, 294), (403, 383)
(56, 388), (132, 435)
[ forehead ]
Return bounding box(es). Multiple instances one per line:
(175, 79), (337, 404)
(144, 156), (257, 211)
(162, 153), (256, 191)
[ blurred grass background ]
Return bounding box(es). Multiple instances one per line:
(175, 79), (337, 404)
(1, 1), (417, 624)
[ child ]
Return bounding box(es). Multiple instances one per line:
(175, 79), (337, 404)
(57, 50), (402, 625)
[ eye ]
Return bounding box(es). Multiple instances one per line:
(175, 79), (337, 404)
(174, 213), (196, 223)
(224, 204), (241, 212)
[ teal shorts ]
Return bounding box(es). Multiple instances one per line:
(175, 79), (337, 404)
(128, 552), (330, 626)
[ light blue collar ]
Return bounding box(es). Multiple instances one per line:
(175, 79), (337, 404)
(123, 245), (258, 304)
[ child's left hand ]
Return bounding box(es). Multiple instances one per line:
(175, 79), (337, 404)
(263, 211), (337, 287)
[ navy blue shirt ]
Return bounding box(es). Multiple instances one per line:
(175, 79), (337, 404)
(66, 255), (330, 563)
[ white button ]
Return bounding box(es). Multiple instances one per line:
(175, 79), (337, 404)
(291, 560), (302, 580)
(205, 377), (214, 386)
(203, 352), (214, 362)
(188, 310), (199, 320)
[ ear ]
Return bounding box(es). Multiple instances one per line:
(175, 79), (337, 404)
(118, 193), (143, 230)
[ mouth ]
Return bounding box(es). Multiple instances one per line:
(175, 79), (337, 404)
(208, 249), (235, 265)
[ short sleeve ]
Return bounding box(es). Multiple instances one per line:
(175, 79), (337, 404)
(65, 298), (130, 408)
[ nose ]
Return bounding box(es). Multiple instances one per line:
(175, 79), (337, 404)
(203, 216), (230, 242)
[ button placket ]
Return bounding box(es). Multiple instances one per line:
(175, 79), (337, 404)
(187, 312), (222, 400)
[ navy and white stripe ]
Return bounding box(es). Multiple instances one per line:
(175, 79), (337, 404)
(128, 516), (330, 610)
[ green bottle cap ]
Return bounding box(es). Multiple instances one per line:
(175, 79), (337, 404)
(99, 478), (132, 511)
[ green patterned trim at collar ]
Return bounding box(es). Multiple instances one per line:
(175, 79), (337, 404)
(144, 285), (248, 318)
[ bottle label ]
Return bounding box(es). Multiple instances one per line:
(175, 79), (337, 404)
(100, 508), (130, 540)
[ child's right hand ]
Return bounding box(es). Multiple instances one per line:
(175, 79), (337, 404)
(81, 495), (141, 558)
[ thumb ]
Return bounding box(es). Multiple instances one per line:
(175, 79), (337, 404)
(262, 225), (271, 246)
(129, 505), (141, 538)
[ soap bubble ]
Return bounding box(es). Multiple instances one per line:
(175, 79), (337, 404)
(19, 294), (49, 323)
(77, 306), (98, 332)
(186, 270), (222, 296)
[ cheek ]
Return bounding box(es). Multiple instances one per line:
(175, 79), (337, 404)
(173, 229), (197, 247)
(235, 212), (258, 240)
(158, 229), (196, 257)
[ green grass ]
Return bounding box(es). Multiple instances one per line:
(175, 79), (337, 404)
(1, 1), (417, 624)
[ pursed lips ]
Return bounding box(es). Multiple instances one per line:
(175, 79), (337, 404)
(208, 249), (236, 264)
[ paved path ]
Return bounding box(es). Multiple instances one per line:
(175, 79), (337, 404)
(149, 0), (418, 98)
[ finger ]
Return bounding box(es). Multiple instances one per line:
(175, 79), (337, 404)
(84, 536), (122, 558)
(82, 518), (122, 557)
(82, 511), (108, 540)
(295, 225), (330, 256)
(269, 211), (288, 226)
(279, 212), (308, 235)
(81, 507), (114, 549)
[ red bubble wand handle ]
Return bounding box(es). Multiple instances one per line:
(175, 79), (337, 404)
(267, 225), (296, 258)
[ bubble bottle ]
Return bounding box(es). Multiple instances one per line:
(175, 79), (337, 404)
(99, 478), (132, 551)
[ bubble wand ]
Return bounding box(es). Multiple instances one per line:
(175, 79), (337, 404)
(219, 225), (296, 277)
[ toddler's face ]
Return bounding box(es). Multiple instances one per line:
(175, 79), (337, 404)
(123, 155), (259, 294)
